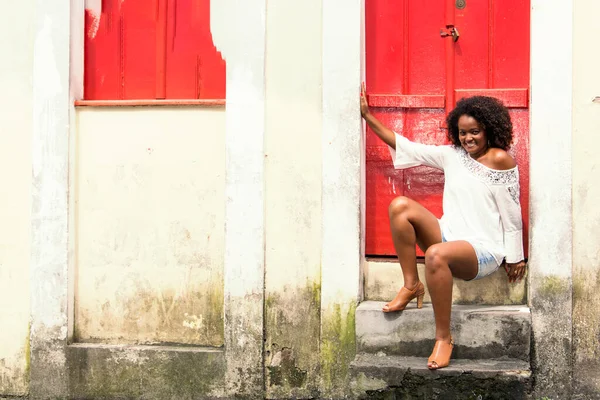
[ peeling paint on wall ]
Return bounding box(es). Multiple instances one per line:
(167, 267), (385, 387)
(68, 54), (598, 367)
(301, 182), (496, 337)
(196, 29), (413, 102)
(85, 0), (126, 39)
(84, 0), (101, 40)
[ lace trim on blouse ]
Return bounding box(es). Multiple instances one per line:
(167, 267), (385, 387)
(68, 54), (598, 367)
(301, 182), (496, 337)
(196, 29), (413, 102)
(507, 184), (520, 205)
(458, 150), (520, 204)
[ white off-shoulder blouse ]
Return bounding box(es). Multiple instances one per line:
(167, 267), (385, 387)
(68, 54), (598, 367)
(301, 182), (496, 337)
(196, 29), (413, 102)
(389, 133), (524, 264)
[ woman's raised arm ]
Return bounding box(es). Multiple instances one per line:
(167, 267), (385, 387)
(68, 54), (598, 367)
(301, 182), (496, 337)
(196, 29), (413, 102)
(361, 82), (396, 148)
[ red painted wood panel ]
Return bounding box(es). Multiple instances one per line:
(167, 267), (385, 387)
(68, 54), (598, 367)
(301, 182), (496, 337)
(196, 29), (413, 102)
(406, 2), (446, 95)
(165, 0), (226, 99)
(490, 0), (530, 88)
(122, 0), (160, 99)
(84, 1), (122, 100)
(455, 89), (528, 108)
(84, 0), (225, 100)
(366, 0), (530, 257)
(367, 95), (445, 109)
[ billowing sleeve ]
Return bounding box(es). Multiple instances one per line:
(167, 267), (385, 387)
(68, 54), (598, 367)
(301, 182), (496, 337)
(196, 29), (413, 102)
(389, 132), (450, 170)
(493, 171), (525, 263)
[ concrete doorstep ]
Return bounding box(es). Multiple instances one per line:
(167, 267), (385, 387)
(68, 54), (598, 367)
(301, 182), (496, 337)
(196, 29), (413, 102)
(352, 301), (532, 399)
(351, 353), (531, 400)
(356, 302), (531, 360)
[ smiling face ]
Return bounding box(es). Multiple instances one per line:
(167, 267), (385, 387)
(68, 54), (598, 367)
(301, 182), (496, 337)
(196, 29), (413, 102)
(457, 114), (488, 158)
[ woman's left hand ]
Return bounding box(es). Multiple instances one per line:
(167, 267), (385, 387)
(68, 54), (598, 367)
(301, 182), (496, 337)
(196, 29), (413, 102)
(503, 260), (527, 283)
(360, 82), (370, 118)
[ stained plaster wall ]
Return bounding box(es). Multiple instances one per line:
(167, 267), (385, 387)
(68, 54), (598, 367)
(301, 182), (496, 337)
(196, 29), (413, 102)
(572, 0), (600, 396)
(73, 107), (225, 347)
(529, 0), (574, 398)
(211, 0), (267, 396)
(14, 1), (600, 399)
(28, 0), (71, 397)
(0, 1), (34, 396)
(320, 0), (363, 397)
(10, 0), (358, 397)
(212, 0), (363, 396)
(22, 0), (232, 396)
(264, 1), (323, 398)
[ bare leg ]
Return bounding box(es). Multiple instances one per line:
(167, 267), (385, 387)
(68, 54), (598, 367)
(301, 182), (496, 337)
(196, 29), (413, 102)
(424, 241), (478, 369)
(383, 196), (442, 312)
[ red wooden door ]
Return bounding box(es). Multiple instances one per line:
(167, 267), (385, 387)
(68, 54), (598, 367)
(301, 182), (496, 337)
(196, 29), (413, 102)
(365, 0), (530, 257)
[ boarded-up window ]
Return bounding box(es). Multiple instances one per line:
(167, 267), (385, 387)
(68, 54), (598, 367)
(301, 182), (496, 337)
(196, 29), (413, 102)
(84, 0), (225, 100)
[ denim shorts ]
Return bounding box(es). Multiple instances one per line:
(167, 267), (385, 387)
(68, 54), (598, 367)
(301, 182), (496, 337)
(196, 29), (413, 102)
(441, 232), (500, 280)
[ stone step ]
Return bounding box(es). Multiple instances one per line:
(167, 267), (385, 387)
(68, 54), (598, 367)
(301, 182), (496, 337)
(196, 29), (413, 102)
(350, 353), (531, 399)
(356, 301), (531, 361)
(364, 259), (526, 305)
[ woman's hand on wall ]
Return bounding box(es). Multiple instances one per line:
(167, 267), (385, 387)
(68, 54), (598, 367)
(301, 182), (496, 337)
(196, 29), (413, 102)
(359, 82), (396, 148)
(503, 260), (527, 283)
(360, 82), (370, 118)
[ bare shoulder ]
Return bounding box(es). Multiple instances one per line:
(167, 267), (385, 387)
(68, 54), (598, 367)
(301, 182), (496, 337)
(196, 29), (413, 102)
(487, 148), (517, 170)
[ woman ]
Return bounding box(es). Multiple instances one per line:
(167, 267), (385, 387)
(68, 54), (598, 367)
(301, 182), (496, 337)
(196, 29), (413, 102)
(360, 83), (527, 370)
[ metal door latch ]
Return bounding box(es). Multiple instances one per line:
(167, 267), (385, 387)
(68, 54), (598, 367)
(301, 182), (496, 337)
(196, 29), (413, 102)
(440, 26), (460, 42)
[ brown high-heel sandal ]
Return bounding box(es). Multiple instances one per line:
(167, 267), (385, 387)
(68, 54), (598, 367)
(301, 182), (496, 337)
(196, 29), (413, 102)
(427, 337), (454, 370)
(382, 281), (425, 312)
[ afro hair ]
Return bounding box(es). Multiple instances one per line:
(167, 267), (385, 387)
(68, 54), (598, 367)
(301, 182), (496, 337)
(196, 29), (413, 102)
(446, 96), (514, 150)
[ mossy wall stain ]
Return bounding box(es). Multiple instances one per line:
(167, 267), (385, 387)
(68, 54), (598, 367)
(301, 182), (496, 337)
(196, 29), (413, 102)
(265, 282), (321, 399)
(538, 275), (570, 299)
(67, 345), (226, 399)
(320, 301), (357, 398)
(23, 322), (30, 388)
(224, 294), (265, 399)
(530, 275), (573, 399)
(573, 272), (600, 361)
(573, 270), (600, 395)
(75, 280), (224, 347)
(0, 324), (31, 396)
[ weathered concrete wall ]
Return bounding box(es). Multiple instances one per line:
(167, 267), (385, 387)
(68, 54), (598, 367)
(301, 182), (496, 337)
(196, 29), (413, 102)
(365, 261), (526, 305)
(74, 107), (225, 346)
(0, 1), (34, 396)
(16, 1), (600, 398)
(572, 0), (600, 397)
(28, 0), (72, 397)
(211, 0), (267, 397)
(264, 1), (323, 398)
(321, 0), (363, 398)
(529, 1), (574, 398)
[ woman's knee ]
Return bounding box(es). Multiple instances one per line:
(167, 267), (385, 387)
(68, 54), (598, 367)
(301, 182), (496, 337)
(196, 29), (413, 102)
(425, 245), (448, 273)
(388, 196), (412, 219)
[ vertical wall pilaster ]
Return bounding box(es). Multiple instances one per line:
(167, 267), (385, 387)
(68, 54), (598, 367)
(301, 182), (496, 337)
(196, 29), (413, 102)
(321, 0), (363, 397)
(211, 1), (267, 398)
(572, 0), (600, 396)
(263, 1), (323, 398)
(30, 0), (72, 398)
(529, 1), (573, 398)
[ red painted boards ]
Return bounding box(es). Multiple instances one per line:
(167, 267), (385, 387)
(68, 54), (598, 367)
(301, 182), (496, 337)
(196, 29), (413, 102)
(84, 0), (225, 100)
(365, 0), (530, 257)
